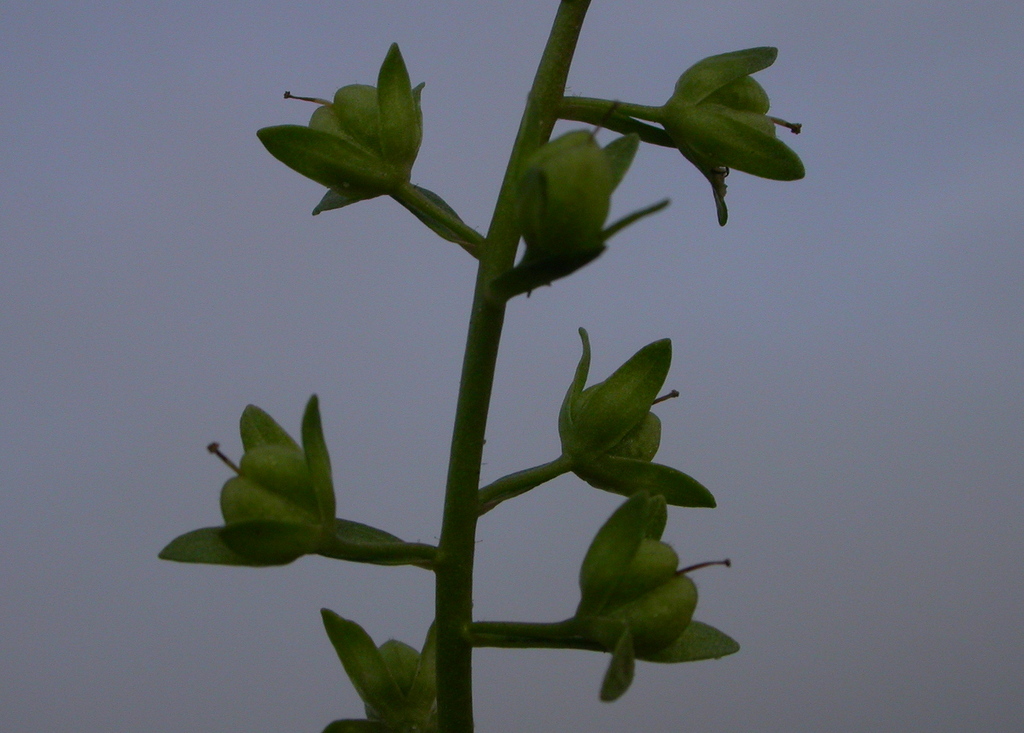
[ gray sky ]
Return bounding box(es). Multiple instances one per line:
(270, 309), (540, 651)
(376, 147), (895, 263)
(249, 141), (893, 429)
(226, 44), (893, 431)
(2, 1), (1022, 731)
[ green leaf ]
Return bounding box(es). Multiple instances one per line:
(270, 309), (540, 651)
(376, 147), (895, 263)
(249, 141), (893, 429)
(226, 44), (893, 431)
(376, 43), (421, 170)
(641, 620), (740, 663)
(577, 493), (649, 617)
(219, 520), (319, 565)
(239, 404), (299, 452)
(333, 518), (406, 545)
(321, 720), (390, 733)
(487, 247), (605, 302)
(672, 104), (804, 181)
(257, 125), (398, 194)
(600, 198), (669, 241)
(405, 624), (437, 718)
(558, 328), (592, 441)
(301, 395), (337, 523)
(322, 610), (407, 722)
(575, 455), (717, 508)
(398, 185), (475, 246)
(602, 133), (640, 191)
(312, 188), (379, 215)
(599, 629), (636, 702)
(642, 493), (668, 540)
(316, 519), (426, 565)
(158, 526), (276, 567)
(672, 47), (778, 105)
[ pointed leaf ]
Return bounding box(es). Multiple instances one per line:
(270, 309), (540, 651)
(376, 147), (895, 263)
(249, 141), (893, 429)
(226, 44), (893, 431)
(558, 328), (592, 443)
(641, 620), (740, 663)
(301, 395), (336, 522)
(377, 43), (421, 169)
(239, 404), (299, 452)
(671, 105), (804, 181)
(322, 610), (406, 721)
(575, 455), (717, 508)
(578, 493), (650, 617)
(312, 188), (379, 215)
(257, 125), (398, 193)
(602, 134), (639, 191)
(398, 184), (475, 246)
(219, 520), (319, 565)
(488, 247), (604, 302)
(317, 519), (433, 568)
(673, 47), (778, 105)
(405, 624), (437, 717)
(333, 518), (405, 545)
(159, 526), (276, 567)
(601, 198), (669, 241)
(600, 629), (636, 702)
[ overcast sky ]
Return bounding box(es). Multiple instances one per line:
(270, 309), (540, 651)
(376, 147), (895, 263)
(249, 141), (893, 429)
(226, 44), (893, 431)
(3, 1), (1023, 731)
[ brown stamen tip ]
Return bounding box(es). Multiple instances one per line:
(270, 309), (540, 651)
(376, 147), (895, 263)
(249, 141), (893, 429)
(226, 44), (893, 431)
(283, 91), (331, 105)
(652, 389), (680, 406)
(769, 116), (802, 134)
(207, 442), (241, 474)
(677, 559), (731, 575)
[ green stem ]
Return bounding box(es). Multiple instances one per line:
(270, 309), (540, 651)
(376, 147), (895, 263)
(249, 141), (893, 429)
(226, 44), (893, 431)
(434, 2), (593, 731)
(559, 96), (677, 148)
(477, 455), (573, 514)
(469, 618), (603, 651)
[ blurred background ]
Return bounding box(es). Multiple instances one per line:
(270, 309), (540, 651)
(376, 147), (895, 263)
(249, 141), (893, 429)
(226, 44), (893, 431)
(2, 1), (1022, 730)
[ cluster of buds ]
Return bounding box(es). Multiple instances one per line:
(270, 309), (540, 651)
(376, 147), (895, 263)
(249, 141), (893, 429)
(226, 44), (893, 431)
(558, 329), (715, 508)
(572, 492), (733, 700)
(321, 610), (437, 733)
(257, 44), (423, 207)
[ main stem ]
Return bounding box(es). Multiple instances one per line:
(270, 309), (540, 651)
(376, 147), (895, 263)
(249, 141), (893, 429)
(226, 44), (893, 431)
(433, 2), (592, 731)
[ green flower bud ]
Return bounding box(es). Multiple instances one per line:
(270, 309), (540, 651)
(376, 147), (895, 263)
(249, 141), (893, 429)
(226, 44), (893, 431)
(257, 43), (422, 200)
(604, 538), (679, 609)
(559, 328), (670, 464)
(377, 640), (422, 699)
(658, 47), (804, 225)
(322, 611), (437, 732)
(606, 412), (662, 462)
(218, 443), (319, 526)
(518, 130), (613, 261)
(608, 574), (697, 658)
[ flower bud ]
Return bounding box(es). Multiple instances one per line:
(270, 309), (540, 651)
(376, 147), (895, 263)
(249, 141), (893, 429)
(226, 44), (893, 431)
(322, 611), (437, 732)
(658, 46), (804, 224)
(559, 329), (670, 464)
(258, 43), (422, 200)
(608, 574), (697, 657)
(518, 130), (613, 261)
(605, 412), (661, 463)
(603, 538), (679, 609)
(219, 445), (319, 526)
